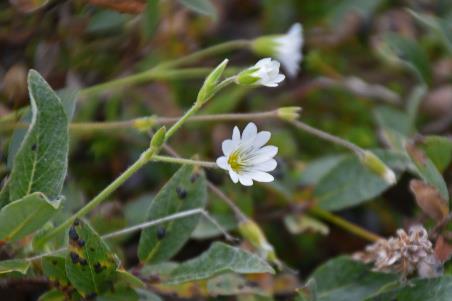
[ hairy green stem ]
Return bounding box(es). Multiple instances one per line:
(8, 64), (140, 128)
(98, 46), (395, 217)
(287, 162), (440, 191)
(80, 40), (250, 97)
(156, 40), (251, 70)
(288, 119), (364, 155)
(153, 155), (218, 169)
(309, 207), (382, 242)
(41, 147), (158, 241)
(0, 110), (279, 134)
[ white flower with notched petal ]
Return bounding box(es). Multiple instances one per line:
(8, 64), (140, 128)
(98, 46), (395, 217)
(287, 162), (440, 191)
(252, 23), (304, 78)
(236, 58), (285, 87)
(216, 122), (278, 186)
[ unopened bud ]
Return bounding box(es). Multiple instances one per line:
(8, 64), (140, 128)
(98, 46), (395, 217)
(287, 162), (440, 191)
(133, 116), (157, 132)
(238, 219), (282, 270)
(150, 126), (166, 149)
(277, 106), (302, 121)
(196, 59), (229, 105)
(359, 151), (396, 185)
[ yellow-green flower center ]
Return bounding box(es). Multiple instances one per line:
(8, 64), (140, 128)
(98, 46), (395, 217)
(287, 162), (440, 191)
(228, 151), (244, 172)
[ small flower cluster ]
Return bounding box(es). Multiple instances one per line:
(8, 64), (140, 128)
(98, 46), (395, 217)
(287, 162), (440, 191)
(212, 23), (304, 186)
(352, 225), (443, 279)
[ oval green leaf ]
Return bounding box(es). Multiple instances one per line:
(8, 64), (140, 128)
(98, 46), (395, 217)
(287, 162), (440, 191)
(138, 164), (207, 263)
(8, 70), (69, 202)
(65, 219), (119, 298)
(166, 242), (274, 285)
(0, 192), (61, 242)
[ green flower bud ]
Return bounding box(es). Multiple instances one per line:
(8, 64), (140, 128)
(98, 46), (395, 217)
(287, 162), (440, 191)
(196, 59), (229, 105)
(238, 219), (282, 270)
(133, 115), (157, 132)
(359, 150), (396, 184)
(277, 106), (302, 121)
(235, 67), (260, 85)
(150, 126), (166, 149)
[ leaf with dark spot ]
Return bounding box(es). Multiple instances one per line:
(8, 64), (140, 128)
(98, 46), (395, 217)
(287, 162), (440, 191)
(65, 219), (118, 298)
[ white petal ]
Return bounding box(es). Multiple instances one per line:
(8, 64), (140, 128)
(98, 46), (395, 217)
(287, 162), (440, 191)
(229, 170), (239, 183)
(274, 74), (286, 83)
(216, 156), (229, 170)
(238, 174), (253, 186)
(254, 131), (271, 148)
(249, 171), (274, 183)
(254, 159), (277, 172)
(242, 122), (257, 141)
(288, 23), (302, 36)
(222, 139), (235, 156)
(232, 126), (241, 142)
(252, 145), (278, 163)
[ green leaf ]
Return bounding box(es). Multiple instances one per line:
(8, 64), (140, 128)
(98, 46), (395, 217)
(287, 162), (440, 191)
(192, 213), (236, 240)
(9, 70), (69, 202)
(310, 256), (396, 301)
(0, 192), (61, 242)
(374, 106), (412, 136)
(166, 242), (274, 284)
(407, 145), (449, 202)
(420, 136), (452, 172)
(57, 87), (78, 121)
(383, 33), (432, 85)
(0, 259), (30, 275)
(138, 164), (207, 263)
(367, 276), (452, 301)
(178, 0), (217, 19)
(65, 219), (119, 298)
(299, 155), (345, 186)
(409, 9), (452, 54)
(314, 150), (408, 211)
(115, 268), (145, 288)
(42, 256), (70, 287)
(143, 0), (159, 39)
(38, 289), (66, 301)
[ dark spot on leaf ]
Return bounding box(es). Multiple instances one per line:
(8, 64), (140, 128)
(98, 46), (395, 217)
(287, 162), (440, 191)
(77, 239), (85, 247)
(51, 260), (58, 265)
(80, 258), (87, 266)
(157, 226), (166, 240)
(31, 144), (37, 151)
(190, 173), (200, 183)
(94, 263), (103, 273)
(176, 186), (187, 199)
(69, 227), (79, 241)
(89, 247), (95, 252)
(70, 252), (79, 264)
(73, 219), (80, 226)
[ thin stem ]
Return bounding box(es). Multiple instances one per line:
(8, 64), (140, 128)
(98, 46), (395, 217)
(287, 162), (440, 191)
(288, 119), (364, 155)
(153, 155), (218, 169)
(164, 102), (201, 140)
(41, 147), (157, 241)
(26, 208), (233, 262)
(161, 143), (248, 222)
(0, 110), (279, 134)
(309, 207), (382, 242)
(156, 40), (251, 70)
(80, 40), (250, 97)
(260, 182), (382, 242)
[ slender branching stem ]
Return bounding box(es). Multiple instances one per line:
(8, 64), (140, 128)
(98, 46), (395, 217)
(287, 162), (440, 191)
(161, 143), (248, 222)
(288, 119), (364, 156)
(41, 147), (158, 241)
(309, 207), (383, 242)
(0, 110), (279, 134)
(25, 208), (233, 262)
(153, 155), (218, 169)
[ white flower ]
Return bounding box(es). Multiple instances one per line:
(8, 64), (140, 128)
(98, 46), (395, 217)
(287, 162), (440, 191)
(253, 58), (286, 87)
(235, 58), (285, 87)
(274, 23), (304, 78)
(216, 122), (278, 186)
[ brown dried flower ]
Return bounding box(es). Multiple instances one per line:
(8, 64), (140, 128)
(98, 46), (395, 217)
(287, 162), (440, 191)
(353, 225), (443, 279)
